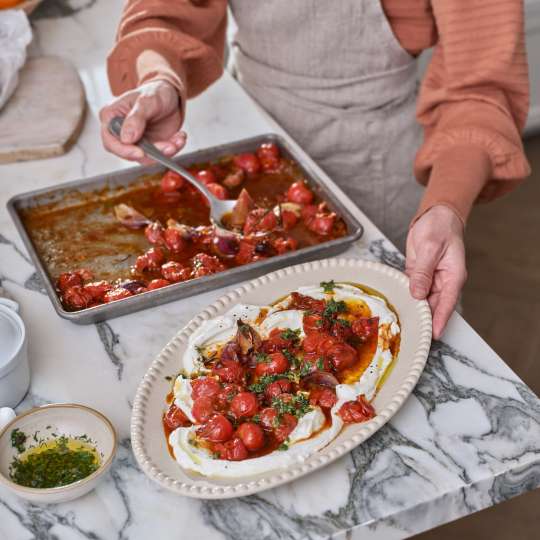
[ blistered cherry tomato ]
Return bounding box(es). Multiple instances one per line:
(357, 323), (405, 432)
(264, 379), (292, 400)
(287, 182), (313, 205)
(191, 377), (221, 401)
(144, 222), (165, 245)
(222, 167), (245, 189)
(281, 210), (298, 230)
(206, 182), (228, 200)
(273, 413), (298, 443)
(309, 387), (337, 409)
(259, 407), (278, 431)
(198, 414), (233, 442)
(192, 396), (216, 423)
(307, 214), (335, 236)
(273, 236), (298, 254)
(289, 292), (325, 312)
(164, 404), (190, 430)
(331, 319), (354, 341)
(255, 352), (289, 376)
(327, 342), (357, 371)
(352, 317), (379, 342)
(84, 281), (112, 301)
(147, 278), (171, 290)
(338, 396), (375, 423)
(236, 422), (265, 451)
(63, 285), (93, 309)
(214, 437), (249, 461)
(136, 247), (165, 272)
(215, 383), (244, 409)
(164, 228), (186, 253)
(233, 153), (260, 174)
(303, 313), (325, 334)
(195, 169), (217, 185)
(230, 392), (259, 418)
(302, 332), (328, 354)
(161, 170), (185, 192)
(212, 360), (245, 384)
(103, 288), (133, 303)
(191, 253), (226, 278)
(257, 142), (280, 160)
(161, 261), (191, 282)
(57, 272), (83, 291)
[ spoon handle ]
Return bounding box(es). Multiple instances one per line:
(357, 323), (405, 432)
(108, 117), (216, 204)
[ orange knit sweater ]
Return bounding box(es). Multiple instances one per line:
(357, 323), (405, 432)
(107, 0), (531, 224)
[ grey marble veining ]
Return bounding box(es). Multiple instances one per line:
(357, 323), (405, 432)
(0, 2), (539, 539)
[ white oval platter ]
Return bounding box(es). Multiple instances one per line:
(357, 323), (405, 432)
(130, 258), (432, 499)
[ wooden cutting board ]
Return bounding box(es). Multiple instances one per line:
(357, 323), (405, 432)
(0, 56), (86, 164)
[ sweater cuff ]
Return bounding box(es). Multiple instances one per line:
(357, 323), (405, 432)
(411, 145), (492, 227)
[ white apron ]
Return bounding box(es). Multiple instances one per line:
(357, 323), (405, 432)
(229, 0), (424, 250)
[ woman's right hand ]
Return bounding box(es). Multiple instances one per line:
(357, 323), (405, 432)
(99, 80), (186, 163)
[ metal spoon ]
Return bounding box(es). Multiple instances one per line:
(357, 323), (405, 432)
(108, 117), (237, 235)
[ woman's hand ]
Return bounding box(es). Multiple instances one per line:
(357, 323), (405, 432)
(405, 205), (467, 339)
(99, 80), (186, 164)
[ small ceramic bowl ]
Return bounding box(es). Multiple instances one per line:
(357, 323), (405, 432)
(0, 404), (117, 503)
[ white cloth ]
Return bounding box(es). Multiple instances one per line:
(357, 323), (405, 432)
(0, 9), (32, 110)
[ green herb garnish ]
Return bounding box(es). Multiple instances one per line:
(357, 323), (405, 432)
(255, 352), (270, 364)
(10, 429), (27, 453)
(278, 441), (289, 451)
(316, 358), (325, 370)
(336, 318), (351, 327)
(320, 280), (336, 293)
(280, 328), (301, 343)
(272, 393), (312, 419)
(283, 349), (300, 368)
(322, 298), (346, 320)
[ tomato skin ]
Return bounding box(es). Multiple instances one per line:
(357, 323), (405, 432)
(212, 360), (245, 384)
(257, 142), (280, 160)
(338, 396), (375, 423)
(281, 210), (298, 230)
(264, 379), (292, 401)
(192, 396), (216, 423)
(255, 352), (289, 376)
(222, 167), (245, 189)
(287, 182), (314, 205)
(236, 422), (265, 451)
(191, 253), (226, 278)
(206, 182), (228, 200)
(136, 247), (165, 272)
(215, 383), (244, 410)
(331, 319), (354, 341)
(303, 312), (325, 334)
(327, 342), (357, 371)
(161, 170), (185, 192)
(84, 281), (112, 301)
(352, 317), (379, 342)
(191, 377), (221, 401)
(195, 169), (217, 186)
(289, 292), (325, 313)
(273, 236), (298, 254)
(307, 214), (335, 236)
(164, 404), (191, 430)
(58, 272), (83, 292)
(302, 332), (329, 354)
(259, 407), (278, 431)
(63, 285), (94, 309)
(230, 392), (259, 418)
(198, 414), (234, 442)
(103, 288), (133, 303)
(144, 222), (165, 245)
(214, 437), (249, 461)
(273, 412), (298, 443)
(147, 278), (170, 290)
(164, 228), (186, 253)
(161, 261), (191, 282)
(243, 209), (278, 235)
(233, 153), (261, 174)
(309, 387), (337, 409)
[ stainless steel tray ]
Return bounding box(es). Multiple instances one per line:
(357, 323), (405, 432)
(7, 133), (364, 324)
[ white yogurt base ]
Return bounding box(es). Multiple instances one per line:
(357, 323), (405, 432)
(169, 283), (400, 478)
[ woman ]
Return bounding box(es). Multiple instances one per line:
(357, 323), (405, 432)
(100, 1), (530, 339)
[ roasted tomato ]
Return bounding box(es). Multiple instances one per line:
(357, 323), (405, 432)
(103, 288), (133, 303)
(161, 261), (191, 282)
(164, 404), (190, 430)
(213, 437), (249, 460)
(212, 359), (245, 384)
(222, 167), (245, 189)
(198, 413), (233, 443)
(273, 413), (298, 443)
(338, 395), (375, 423)
(255, 352), (289, 376)
(327, 342), (357, 371)
(236, 422), (265, 451)
(281, 210), (298, 230)
(261, 328), (297, 354)
(161, 170), (185, 192)
(264, 379), (292, 400)
(63, 285), (93, 309)
(352, 317), (379, 342)
(191, 253), (226, 278)
(309, 386), (337, 409)
(57, 271), (83, 292)
(273, 236), (298, 254)
(206, 182), (228, 200)
(303, 312), (325, 334)
(289, 292), (325, 313)
(302, 332), (331, 354)
(259, 407), (278, 431)
(331, 319), (354, 341)
(287, 181), (313, 205)
(235, 239), (257, 265)
(233, 153), (260, 175)
(215, 383), (244, 409)
(191, 377), (221, 400)
(306, 213), (335, 236)
(192, 396), (216, 423)
(230, 392), (259, 418)
(195, 169), (217, 186)
(135, 247), (165, 272)
(256, 142), (281, 172)
(243, 209), (278, 235)
(84, 281), (112, 302)
(147, 278), (171, 290)
(163, 227), (186, 253)
(144, 222), (165, 245)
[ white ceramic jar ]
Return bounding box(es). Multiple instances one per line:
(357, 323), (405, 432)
(0, 299), (29, 408)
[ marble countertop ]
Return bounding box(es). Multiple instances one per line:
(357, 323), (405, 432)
(1, 2), (539, 539)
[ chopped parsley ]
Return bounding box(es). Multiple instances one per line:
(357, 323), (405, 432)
(283, 349), (300, 368)
(281, 328), (301, 343)
(316, 358), (325, 371)
(10, 429), (26, 453)
(336, 318), (351, 327)
(322, 298), (346, 320)
(320, 280), (336, 293)
(255, 352), (270, 364)
(299, 361), (312, 378)
(272, 393), (312, 419)
(278, 441), (289, 451)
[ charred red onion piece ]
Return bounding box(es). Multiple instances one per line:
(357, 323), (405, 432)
(213, 234), (240, 258)
(114, 204), (151, 229)
(235, 320), (262, 355)
(302, 371), (340, 388)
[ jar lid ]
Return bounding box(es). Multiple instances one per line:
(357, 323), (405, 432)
(0, 308), (24, 377)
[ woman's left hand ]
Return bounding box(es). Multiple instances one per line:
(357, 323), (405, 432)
(405, 205), (467, 339)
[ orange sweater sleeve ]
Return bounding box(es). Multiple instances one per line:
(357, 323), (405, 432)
(412, 0), (531, 223)
(107, 0), (227, 117)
